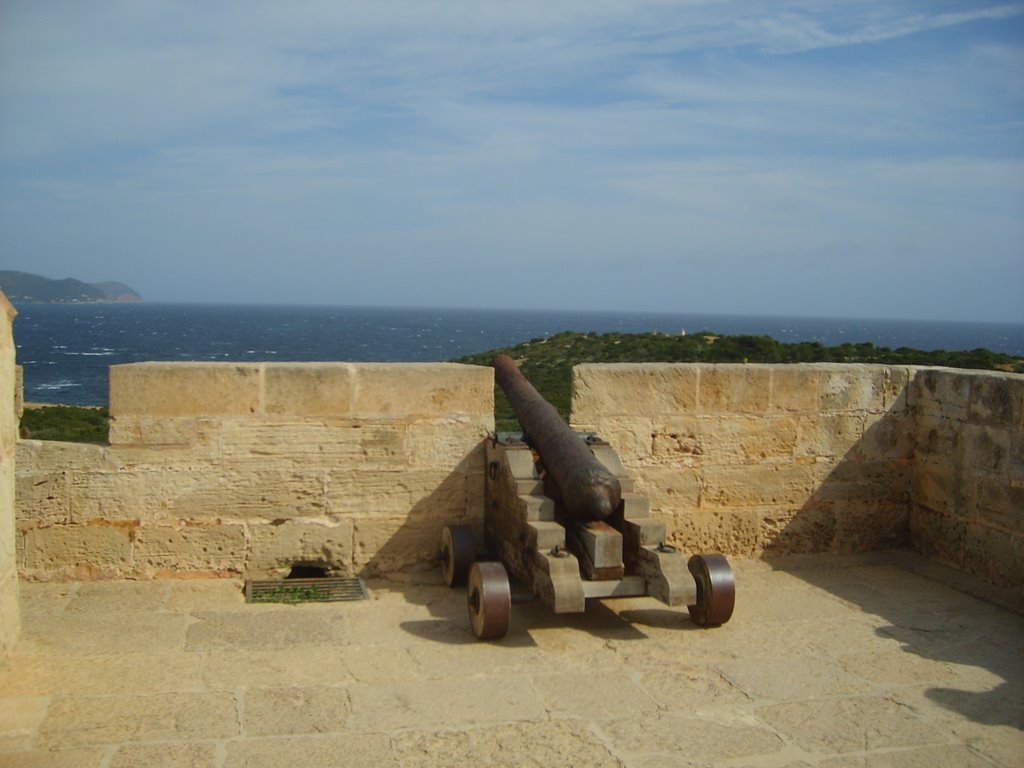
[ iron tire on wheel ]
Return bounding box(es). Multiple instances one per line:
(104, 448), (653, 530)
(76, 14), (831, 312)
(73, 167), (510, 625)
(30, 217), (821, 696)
(687, 553), (736, 627)
(440, 525), (475, 587)
(467, 561), (511, 640)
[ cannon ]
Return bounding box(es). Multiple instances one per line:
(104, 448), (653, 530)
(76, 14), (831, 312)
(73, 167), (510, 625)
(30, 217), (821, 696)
(440, 355), (736, 640)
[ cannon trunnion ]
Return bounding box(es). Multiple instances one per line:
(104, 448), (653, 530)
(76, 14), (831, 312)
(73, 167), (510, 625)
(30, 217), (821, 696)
(440, 356), (736, 640)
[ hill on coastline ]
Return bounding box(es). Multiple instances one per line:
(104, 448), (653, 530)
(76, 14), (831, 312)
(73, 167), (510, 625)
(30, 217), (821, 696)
(0, 271), (142, 304)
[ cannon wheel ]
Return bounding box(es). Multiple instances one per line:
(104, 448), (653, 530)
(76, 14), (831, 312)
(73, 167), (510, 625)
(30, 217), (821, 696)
(687, 554), (736, 627)
(440, 525), (475, 587)
(467, 561), (511, 640)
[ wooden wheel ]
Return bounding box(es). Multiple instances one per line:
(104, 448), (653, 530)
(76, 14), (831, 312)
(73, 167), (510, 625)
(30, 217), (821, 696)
(440, 525), (474, 587)
(467, 561), (511, 640)
(687, 553), (735, 627)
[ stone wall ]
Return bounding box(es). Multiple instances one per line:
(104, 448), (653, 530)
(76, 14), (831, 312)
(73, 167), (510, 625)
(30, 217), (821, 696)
(0, 292), (19, 655)
(910, 369), (1024, 595)
(571, 363), (915, 558)
(13, 359), (1023, 596)
(571, 363), (1023, 595)
(16, 362), (493, 580)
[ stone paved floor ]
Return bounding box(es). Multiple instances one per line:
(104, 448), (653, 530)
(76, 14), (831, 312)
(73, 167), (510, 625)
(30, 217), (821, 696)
(0, 551), (1021, 767)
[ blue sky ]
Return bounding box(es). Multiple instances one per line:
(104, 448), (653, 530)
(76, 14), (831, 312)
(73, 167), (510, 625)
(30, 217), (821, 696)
(1, 1), (1022, 321)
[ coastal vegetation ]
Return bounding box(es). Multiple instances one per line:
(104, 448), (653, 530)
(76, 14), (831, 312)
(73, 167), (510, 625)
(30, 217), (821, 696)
(19, 405), (110, 443)
(17, 330), (1021, 441)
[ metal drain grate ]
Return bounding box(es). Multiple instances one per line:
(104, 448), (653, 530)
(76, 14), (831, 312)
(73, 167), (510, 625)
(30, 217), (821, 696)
(245, 576), (369, 604)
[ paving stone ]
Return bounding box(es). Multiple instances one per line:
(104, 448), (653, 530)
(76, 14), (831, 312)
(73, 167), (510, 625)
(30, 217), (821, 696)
(406, 640), (559, 680)
(532, 670), (659, 721)
(184, 607), (351, 651)
(598, 712), (785, 763)
(717, 654), (874, 702)
(223, 733), (397, 768)
(201, 647), (354, 689)
(337, 645), (422, 683)
(346, 677), (546, 731)
(36, 692), (239, 748)
(0, 653), (201, 695)
(243, 685), (351, 737)
(65, 580), (169, 613)
(164, 578), (247, 611)
(757, 696), (947, 754)
(0, 750), (104, 768)
(3, 552), (1020, 768)
(393, 720), (622, 767)
(108, 741), (220, 768)
(621, 655), (750, 715)
(818, 743), (999, 767)
(18, 611), (188, 655)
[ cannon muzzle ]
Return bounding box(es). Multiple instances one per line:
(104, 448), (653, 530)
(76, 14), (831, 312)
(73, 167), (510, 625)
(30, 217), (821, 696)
(492, 354), (621, 522)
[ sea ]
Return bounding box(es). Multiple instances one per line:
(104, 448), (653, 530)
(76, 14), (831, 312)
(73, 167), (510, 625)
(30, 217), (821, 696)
(12, 303), (1024, 407)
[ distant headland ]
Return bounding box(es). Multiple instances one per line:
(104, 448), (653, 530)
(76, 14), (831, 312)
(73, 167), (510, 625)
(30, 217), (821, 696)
(0, 271), (142, 304)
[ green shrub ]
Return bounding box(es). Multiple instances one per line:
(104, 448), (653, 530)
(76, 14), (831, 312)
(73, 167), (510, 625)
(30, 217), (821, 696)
(20, 405), (110, 444)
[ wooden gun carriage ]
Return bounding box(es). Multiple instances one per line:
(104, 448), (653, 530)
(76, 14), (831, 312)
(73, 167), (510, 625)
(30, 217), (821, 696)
(440, 355), (735, 640)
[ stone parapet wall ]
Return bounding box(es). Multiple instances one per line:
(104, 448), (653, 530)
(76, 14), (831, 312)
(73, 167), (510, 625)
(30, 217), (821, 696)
(0, 293), (18, 655)
(571, 363), (916, 558)
(910, 369), (1023, 595)
(12, 359), (1023, 597)
(16, 362), (493, 580)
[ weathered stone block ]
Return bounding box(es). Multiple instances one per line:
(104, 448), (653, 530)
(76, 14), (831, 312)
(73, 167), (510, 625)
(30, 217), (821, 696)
(910, 504), (965, 569)
(816, 460), (910, 504)
(833, 501), (909, 552)
(407, 420), (490, 469)
(573, 363), (698, 418)
(699, 365), (771, 413)
(353, 512), (471, 575)
(703, 415), (798, 464)
(914, 368), (970, 420)
(794, 414), (866, 460)
(107, 415), (206, 449)
(759, 504), (836, 554)
(111, 362), (262, 417)
(649, 417), (705, 465)
(16, 440), (118, 471)
(633, 467), (701, 512)
(769, 366), (822, 412)
(164, 466), (328, 519)
(264, 362), (355, 416)
(23, 523), (132, 573)
(218, 419), (407, 469)
(671, 508), (760, 556)
(328, 468), (466, 518)
(247, 518), (354, 574)
(969, 373), (1023, 427)
(69, 469), (167, 521)
(859, 411), (915, 460)
(819, 365), (888, 413)
(962, 423), (1010, 473)
(351, 363), (493, 419)
(702, 464), (818, 509)
(132, 520), (247, 572)
(914, 415), (963, 465)
(975, 477), (1024, 532)
(911, 464), (972, 519)
(962, 522), (1024, 595)
(16, 471), (70, 523)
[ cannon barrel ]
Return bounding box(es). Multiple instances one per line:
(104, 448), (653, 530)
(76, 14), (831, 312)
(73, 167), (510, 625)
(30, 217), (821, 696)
(492, 354), (621, 522)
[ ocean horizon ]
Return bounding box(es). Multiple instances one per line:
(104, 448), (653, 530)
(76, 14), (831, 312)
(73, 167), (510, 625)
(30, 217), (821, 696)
(13, 302), (1024, 407)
